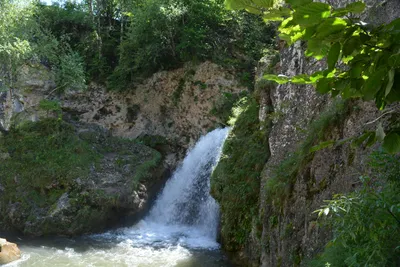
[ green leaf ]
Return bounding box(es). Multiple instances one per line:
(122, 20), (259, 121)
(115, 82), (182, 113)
(382, 133), (400, 153)
(375, 123), (386, 142)
(263, 74), (290, 84)
(361, 69), (386, 100)
(263, 8), (291, 22)
(293, 2), (331, 27)
(286, 0), (312, 7)
(291, 74), (312, 84)
(332, 2), (365, 16)
(385, 69), (395, 97)
(352, 131), (374, 148)
(345, 2), (366, 14)
(306, 39), (329, 59)
(310, 140), (335, 152)
(315, 18), (347, 40)
(316, 78), (331, 94)
(365, 132), (377, 147)
(342, 36), (362, 56)
(327, 42), (341, 71)
(388, 53), (400, 67)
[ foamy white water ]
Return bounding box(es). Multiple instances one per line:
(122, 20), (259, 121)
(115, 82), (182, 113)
(6, 128), (231, 267)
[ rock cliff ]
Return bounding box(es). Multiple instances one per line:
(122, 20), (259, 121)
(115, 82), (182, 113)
(212, 0), (400, 266)
(0, 61), (247, 236)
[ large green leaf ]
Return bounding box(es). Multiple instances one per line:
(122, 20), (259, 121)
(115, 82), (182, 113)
(342, 36), (362, 56)
(385, 69), (395, 97)
(315, 18), (347, 40)
(344, 2), (366, 14)
(305, 39), (329, 59)
(382, 132), (400, 153)
(332, 2), (366, 16)
(293, 2), (331, 27)
(361, 69), (386, 100)
(316, 78), (331, 94)
(388, 53), (400, 67)
(263, 8), (291, 21)
(376, 123), (386, 142)
(286, 0), (313, 8)
(327, 42), (341, 71)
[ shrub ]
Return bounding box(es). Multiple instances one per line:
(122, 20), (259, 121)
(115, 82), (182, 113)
(311, 152), (400, 267)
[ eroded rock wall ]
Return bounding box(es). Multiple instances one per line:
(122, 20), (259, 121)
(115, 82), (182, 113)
(62, 61), (245, 166)
(243, 1), (400, 266)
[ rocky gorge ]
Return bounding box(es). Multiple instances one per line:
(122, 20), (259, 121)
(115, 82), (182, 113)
(0, 61), (246, 237)
(1, 0), (400, 266)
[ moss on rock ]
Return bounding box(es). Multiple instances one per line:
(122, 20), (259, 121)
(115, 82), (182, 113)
(211, 96), (270, 251)
(0, 118), (163, 236)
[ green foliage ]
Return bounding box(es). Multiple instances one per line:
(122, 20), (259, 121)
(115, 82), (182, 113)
(266, 100), (349, 209)
(0, 0), (36, 87)
(210, 91), (248, 124)
(226, 0), (400, 152)
(109, 0), (274, 89)
(0, 118), (100, 192)
(211, 96), (270, 250)
(56, 51), (86, 91)
(312, 152), (400, 267)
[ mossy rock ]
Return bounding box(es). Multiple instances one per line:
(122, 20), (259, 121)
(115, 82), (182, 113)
(0, 118), (164, 236)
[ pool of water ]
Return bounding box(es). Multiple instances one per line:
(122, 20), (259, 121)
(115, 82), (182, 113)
(3, 220), (233, 267)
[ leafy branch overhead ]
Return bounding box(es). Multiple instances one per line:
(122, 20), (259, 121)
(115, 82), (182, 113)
(225, 0), (400, 153)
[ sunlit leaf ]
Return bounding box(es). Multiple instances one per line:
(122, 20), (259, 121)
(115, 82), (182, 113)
(293, 2), (331, 27)
(263, 74), (290, 84)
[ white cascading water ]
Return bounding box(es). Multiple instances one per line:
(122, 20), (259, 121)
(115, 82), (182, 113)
(11, 128), (230, 267)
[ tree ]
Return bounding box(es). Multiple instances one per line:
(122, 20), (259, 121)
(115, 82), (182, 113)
(225, 0), (400, 153)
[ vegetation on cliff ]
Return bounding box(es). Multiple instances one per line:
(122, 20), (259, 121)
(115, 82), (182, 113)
(0, 118), (162, 236)
(220, 0), (400, 265)
(211, 96), (270, 250)
(0, 0), (274, 93)
(312, 152), (400, 266)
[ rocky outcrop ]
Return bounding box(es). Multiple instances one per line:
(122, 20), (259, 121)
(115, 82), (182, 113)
(0, 238), (21, 265)
(62, 61), (246, 166)
(253, 1), (400, 266)
(0, 120), (166, 236)
(213, 0), (400, 266)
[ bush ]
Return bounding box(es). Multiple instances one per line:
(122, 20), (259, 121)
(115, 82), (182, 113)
(311, 152), (400, 267)
(56, 50), (86, 91)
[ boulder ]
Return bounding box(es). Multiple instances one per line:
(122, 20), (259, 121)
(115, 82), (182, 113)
(0, 238), (21, 265)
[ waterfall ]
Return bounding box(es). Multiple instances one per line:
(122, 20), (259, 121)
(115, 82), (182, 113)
(14, 128), (231, 267)
(98, 127), (230, 250)
(147, 127), (229, 239)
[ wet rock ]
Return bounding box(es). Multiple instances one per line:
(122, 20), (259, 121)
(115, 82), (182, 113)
(0, 238), (21, 265)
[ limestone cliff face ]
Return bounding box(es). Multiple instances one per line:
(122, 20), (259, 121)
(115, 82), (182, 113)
(0, 61), (245, 167)
(241, 1), (400, 266)
(62, 61), (245, 166)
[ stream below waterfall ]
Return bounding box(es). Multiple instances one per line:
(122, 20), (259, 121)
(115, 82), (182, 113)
(3, 128), (233, 267)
